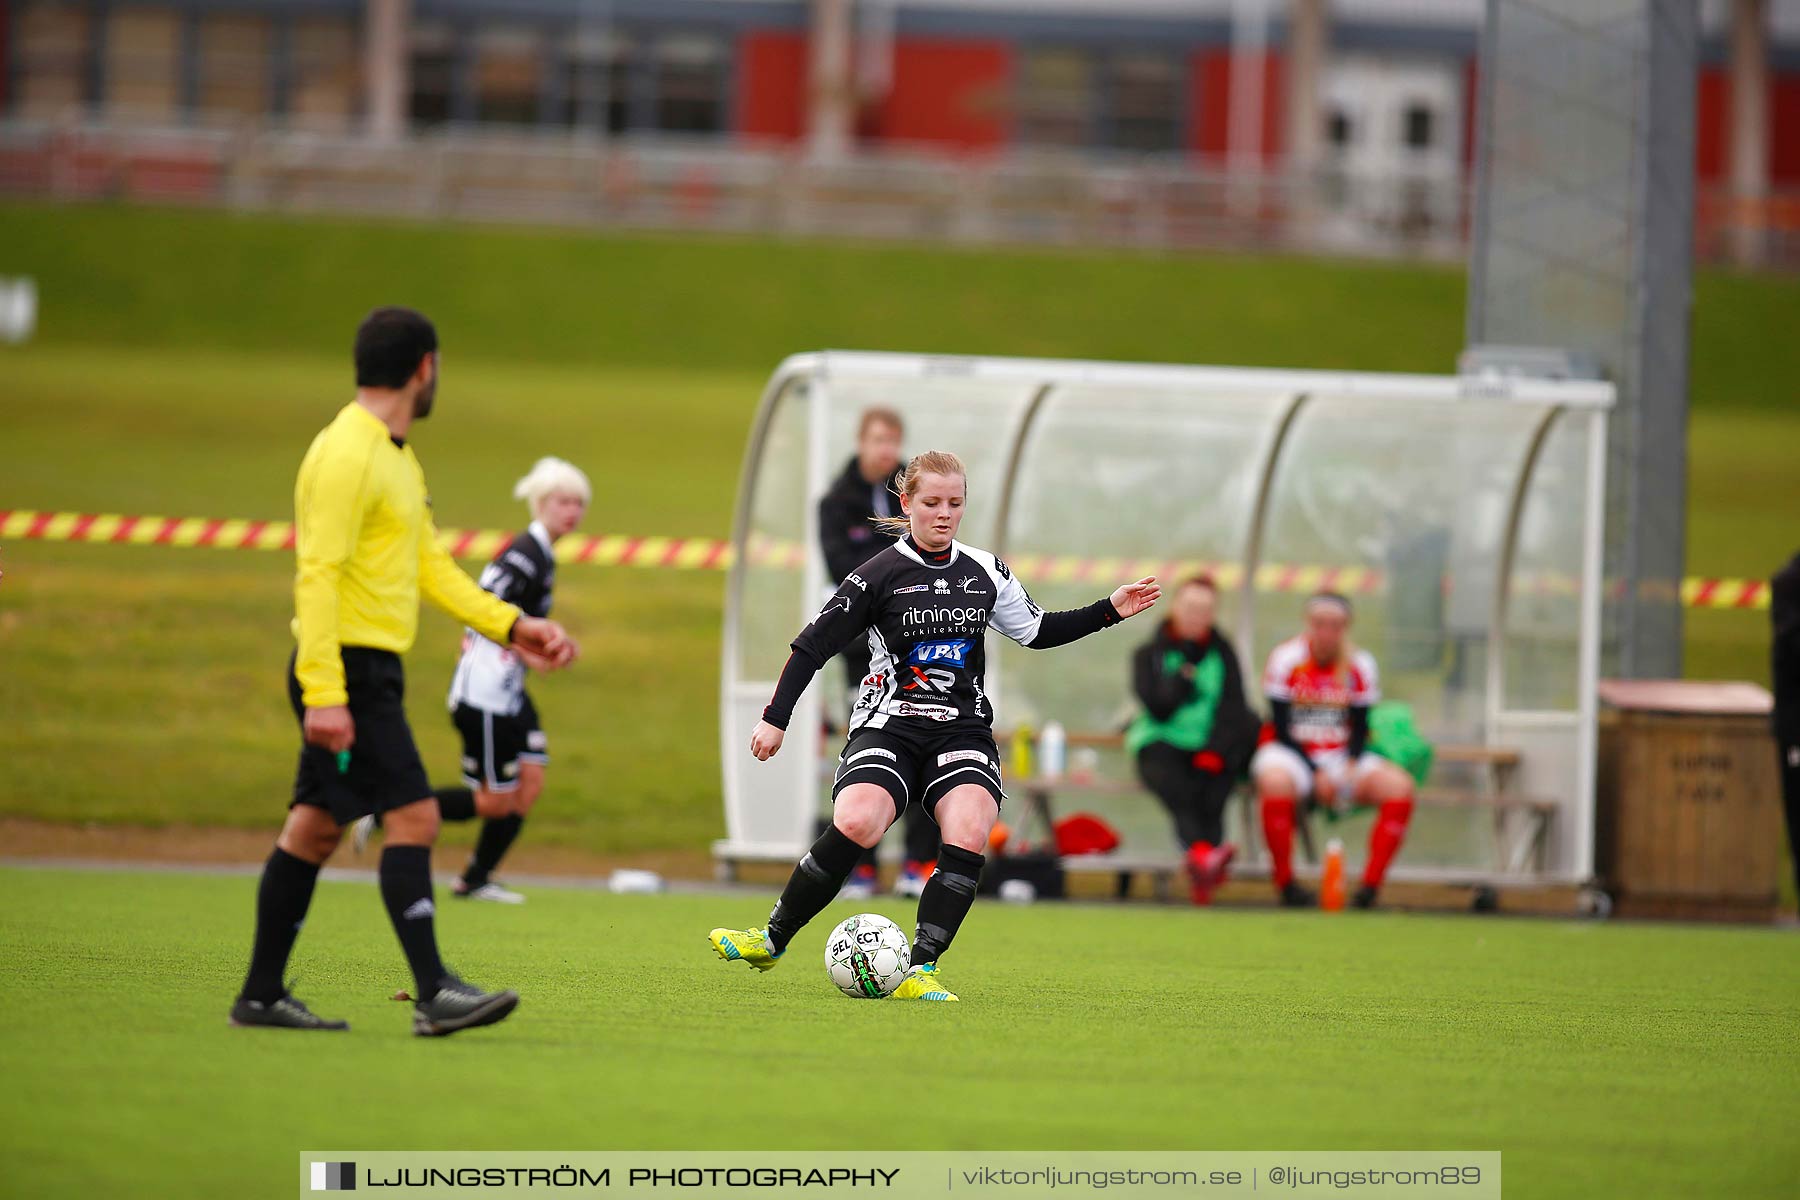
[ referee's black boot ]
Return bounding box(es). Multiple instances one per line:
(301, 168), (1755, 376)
(412, 974), (519, 1037)
(230, 990), (349, 1031)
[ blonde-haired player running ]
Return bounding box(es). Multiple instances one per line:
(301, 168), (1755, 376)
(356, 457), (588, 903)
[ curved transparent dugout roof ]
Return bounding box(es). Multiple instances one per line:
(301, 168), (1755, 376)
(723, 353), (1612, 881)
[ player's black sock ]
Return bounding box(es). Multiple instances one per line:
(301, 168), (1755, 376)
(240, 846), (320, 1003)
(463, 815), (523, 890)
(379, 844), (447, 999)
(911, 844), (985, 967)
(767, 825), (865, 953)
(432, 786), (476, 822)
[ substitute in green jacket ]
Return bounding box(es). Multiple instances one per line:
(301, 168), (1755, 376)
(1127, 575), (1257, 904)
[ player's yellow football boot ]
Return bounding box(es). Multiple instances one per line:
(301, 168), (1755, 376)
(892, 962), (958, 1002)
(708, 925), (784, 972)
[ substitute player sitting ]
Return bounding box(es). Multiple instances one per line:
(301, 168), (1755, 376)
(1252, 592), (1414, 909)
(708, 450), (1161, 1000)
(355, 456), (590, 901)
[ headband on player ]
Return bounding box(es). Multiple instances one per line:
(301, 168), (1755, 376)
(1305, 591), (1353, 619)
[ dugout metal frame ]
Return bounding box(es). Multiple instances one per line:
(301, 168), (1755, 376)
(717, 352), (1614, 888)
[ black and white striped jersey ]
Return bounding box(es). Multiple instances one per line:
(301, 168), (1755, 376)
(764, 534), (1122, 734)
(446, 521), (556, 715)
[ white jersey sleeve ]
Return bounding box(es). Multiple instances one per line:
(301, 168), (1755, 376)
(965, 546), (1044, 646)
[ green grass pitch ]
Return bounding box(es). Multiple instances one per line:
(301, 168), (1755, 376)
(2, 866), (1795, 1199)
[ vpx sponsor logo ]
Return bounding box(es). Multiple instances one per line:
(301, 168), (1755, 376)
(907, 639), (972, 667)
(902, 605), (985, 630)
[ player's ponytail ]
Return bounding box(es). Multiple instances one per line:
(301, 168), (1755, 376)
(871, 450), (966, 538)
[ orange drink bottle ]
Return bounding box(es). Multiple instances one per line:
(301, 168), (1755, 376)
(1321, 838), (1346, 911)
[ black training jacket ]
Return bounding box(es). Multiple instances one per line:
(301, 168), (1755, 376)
(818, 455), (903, 585)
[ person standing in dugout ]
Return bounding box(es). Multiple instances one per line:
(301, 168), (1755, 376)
(709, 450), (1161, 1001)
(230, 307), (574, 1036)
(817, 405), (941, 899)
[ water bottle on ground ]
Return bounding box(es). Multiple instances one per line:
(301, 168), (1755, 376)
(1039, 721), (1066, 781)
(1321, 838), (1346, 911)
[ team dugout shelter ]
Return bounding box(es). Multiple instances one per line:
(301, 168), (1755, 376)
(718, 352), (1615, 894)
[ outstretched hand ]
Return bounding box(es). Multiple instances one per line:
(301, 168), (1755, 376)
(1109, 576), (1162, 619)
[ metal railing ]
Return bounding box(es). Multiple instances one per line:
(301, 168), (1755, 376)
(2, 114), (1793, 268)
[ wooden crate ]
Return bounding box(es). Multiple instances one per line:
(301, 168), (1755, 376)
(1595, 681), (1782, 921)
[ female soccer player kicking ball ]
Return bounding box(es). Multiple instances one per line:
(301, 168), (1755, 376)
(709, 450), (1160, 1001)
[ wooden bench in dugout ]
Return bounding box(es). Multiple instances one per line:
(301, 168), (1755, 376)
(1013, 732), (1555, 901)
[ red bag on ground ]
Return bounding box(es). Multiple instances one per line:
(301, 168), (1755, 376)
(1053, 812), (1121, 856)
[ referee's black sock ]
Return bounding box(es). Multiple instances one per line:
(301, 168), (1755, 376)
(767, 825), (864, 954)
(240, 846), (320, 1003)
(432, 786), (477, 822)
(463, 815), (524, 890)
(911, 844), (985, 968)
(379, 845), (447, 999)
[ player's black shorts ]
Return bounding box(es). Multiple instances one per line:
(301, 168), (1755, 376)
(830, 721), (1005, 822)
(286, 647), (431, 825)
(452, 694), (548, 793)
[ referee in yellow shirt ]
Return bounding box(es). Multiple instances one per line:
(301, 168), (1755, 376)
(231, 307), (574, 1036)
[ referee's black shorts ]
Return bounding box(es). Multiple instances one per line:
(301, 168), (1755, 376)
(286, 647), (431, 826)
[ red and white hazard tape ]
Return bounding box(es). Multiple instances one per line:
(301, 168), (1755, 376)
(0, 509), (1772, 610)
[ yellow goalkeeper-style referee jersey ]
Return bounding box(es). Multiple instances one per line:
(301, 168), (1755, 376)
(292, 401), (520, 708)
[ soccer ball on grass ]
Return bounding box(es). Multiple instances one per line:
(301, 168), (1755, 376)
(824, 913), (910, 999)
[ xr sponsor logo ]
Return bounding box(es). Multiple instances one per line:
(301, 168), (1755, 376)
(902, 666), (956, 693)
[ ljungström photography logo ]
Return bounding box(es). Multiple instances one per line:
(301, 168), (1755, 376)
(310, 1161), (355, 1191)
